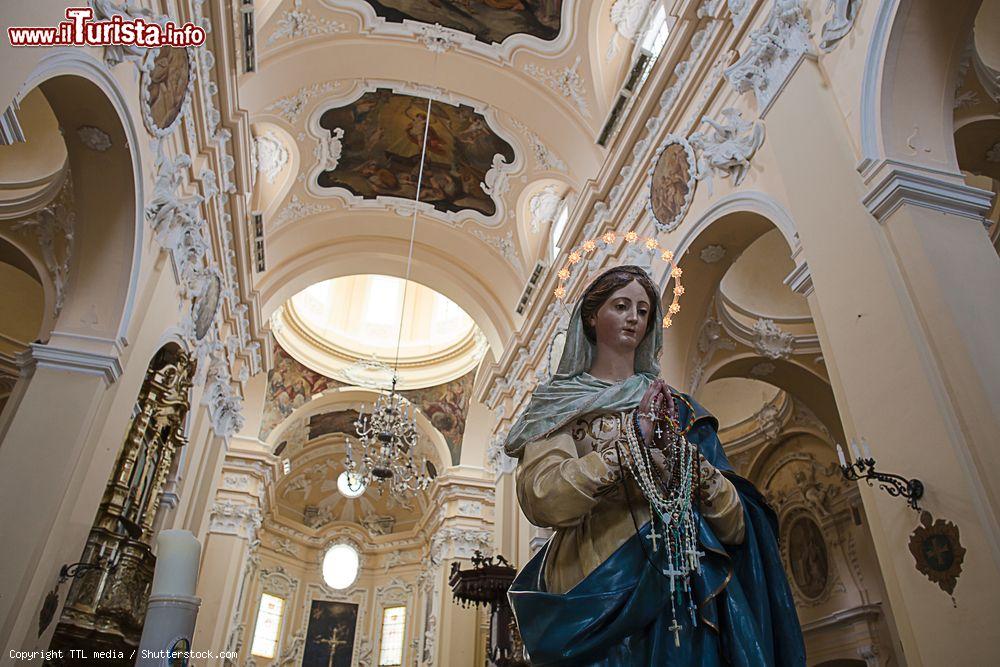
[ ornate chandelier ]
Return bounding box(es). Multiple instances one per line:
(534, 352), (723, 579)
(345, 376), (432, 497)
(344, 97), (436, 502)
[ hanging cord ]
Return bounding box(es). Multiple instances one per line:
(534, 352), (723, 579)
(391, 96), (434, 383)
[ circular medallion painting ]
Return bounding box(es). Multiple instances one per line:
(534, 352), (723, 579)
(142, 46), (194, 137)
(787, 515), (829, 599)
(648, 136), (697, 232)
(166, 636), (189, 667)
(192, 273), (221, 341)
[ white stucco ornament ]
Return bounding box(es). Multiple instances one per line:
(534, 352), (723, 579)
(611, 0), (653, 41)
(315, 127), (345, 172)
(724, 0), (812, 113)
(820, 0), (861, 52)
(255, 131), (290, 183)
(529, 185), (563, 232)
(690, 108), (765, 190)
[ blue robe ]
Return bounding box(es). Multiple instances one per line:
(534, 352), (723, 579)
(508, 397), (806, 666)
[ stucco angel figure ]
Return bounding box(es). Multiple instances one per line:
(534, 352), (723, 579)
(690, 108), (765, 188)
(505, 265), (804, 665)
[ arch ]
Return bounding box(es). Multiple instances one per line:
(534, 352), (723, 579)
(259, 218), (518, 356)
(706, 355), (845, 447)
(859, 0), (983, 170)
(661, 194), (799, 386)
(265, 386), (453, 474)
(673, 190), (800, 260)
(19, 49), (145, 347)
(0, 234), (55, 343)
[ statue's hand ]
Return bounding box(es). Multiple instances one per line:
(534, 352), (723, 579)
(637, 379), (672, 446)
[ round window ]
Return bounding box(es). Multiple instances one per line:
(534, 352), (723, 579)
(322, 543), (359, 590)
(337, 471), (366, 498)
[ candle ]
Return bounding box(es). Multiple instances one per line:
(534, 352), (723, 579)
(862, 438), (872, 460)
(836, 444), (847, 467)
(151, 530), (201, 597)
(850, 439), (862, 461)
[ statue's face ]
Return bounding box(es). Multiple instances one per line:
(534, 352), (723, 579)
(588, 279), (650, 353)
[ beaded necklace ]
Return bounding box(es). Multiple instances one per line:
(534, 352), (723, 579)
(613, 393), (702, 647)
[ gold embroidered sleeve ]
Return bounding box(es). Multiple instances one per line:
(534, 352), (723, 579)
(698, 454), (745, 545)
(515, 431), (621, 529)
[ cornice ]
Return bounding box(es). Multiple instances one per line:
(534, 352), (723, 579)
(861, 160), (996, 224)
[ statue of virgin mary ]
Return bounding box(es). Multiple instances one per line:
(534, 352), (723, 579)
(504, 265), (805, 666)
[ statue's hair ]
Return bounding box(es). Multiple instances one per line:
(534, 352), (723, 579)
(579, 266), (658, 344)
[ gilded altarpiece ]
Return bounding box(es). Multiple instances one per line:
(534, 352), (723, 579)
(49, 347), (194, 655)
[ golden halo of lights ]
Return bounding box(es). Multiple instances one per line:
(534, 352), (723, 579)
(553, 231), (685, 329)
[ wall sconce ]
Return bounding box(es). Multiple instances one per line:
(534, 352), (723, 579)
(58, 544), (120, 583)
(837, 438), (925, 511)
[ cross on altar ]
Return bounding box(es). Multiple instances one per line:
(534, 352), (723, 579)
(662, 566), (684, 593)
(317, 628), (347, 667)
(646, 525), (661, 551)
(669, 618), (682, 647)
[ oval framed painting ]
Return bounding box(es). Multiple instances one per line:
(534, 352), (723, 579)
(785, 514), (829, 600)
(141, 45), (196, 137)
(647, 135), (697, 232)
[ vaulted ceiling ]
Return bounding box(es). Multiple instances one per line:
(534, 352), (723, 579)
(241, 0), (633, 355)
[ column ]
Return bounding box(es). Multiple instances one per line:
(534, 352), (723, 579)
(765, 58), (1000, 665)
(0, 338), (127, 659)
(191, 455), (270, 664)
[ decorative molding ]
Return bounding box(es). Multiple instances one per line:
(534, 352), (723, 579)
(480, 153), (513, 198)
(783, 245), (814, 297)
(10, 179), (76, 316)
(264, 82), (342, 124)
(429, 525), (493, 565)
(987, 142), (1000, 164)
(209, 499), (262, 540)
(725, 0), (813, 114)
(254, 131), (290, 184)
(314, 127), (345, 172)
(819, 0), (861, 52)
(862, 161), (996, 224)
(203, 347), (246, 438)
(273, 194), (334, 226)
(752, 318), (795, 360)
(17, 341), (123, 385)
(469, 229), (521, 270)
(415, 23), (459, 53)
(265, 0), (347, 45)
(90, 0), (162, 67)
(727, 0), (750, 27)
(610, 0), (653, 41)
(523, 56), (591, 118)
(76, 125), (112, 151)
(510, 118), (567, 173)
(485, 435), (517, 478)
(699, 244), (727, 263)
(528, 185), (563, 233)
(688, 302), (736, 392)
(690, 108), (765, 189)
(261, 565), (299, 598)
(0, 98), (25, 145)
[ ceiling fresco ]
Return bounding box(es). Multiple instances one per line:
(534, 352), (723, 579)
(359, 0), (563, 45)
(316, 88), (515, 216)
(261, 343), (475, 465)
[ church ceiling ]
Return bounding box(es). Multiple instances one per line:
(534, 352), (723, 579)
(316, 89), (515, 216)
(357, 0), (563, 45)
